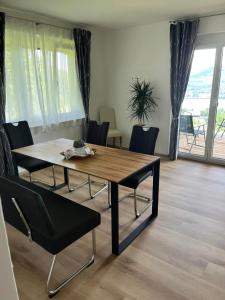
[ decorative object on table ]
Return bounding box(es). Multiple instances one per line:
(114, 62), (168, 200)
(73, 139), (85, 148)
(128, 78), (158, 125)
(62, 145), (95, 159)
(99, 107), (122, 148)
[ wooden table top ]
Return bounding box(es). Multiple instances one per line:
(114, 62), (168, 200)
(13, 138), (160, 183)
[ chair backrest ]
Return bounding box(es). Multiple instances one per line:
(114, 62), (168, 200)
(129, 125), (159, 155)
(3, 121), (34, 163)
(99, 107), (116, 129)
(180, 115), (194, 134)
(3, 121), (34, 149)
(0, 176), (55, 238)
(86, 120), (109, 146)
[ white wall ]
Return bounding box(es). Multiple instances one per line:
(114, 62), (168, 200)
(99, 15), (225, 155)
(104, 22), (171, 154)
(0, 200), (19, 300)
(199, 15), (225, 35)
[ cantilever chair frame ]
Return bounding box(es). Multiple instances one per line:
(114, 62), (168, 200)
(119, 189), (152, 218)
(13, 194), (96, 298)
(1, 178), (98, 298)
(47, 230), (96, 297)
(67, 120), (110, 203)
(118, 126), (159, 218)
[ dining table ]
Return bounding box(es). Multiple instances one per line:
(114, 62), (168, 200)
(13, 138), (160, 255)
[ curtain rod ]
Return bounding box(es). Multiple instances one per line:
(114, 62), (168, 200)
(170, 10), (225, 23)
(1, 9), (87, 31)
(6, 15), (74, 30)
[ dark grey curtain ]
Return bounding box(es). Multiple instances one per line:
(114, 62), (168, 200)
(73, 28), (91, 138)
(0, 12), (15, 176)
(169, 19), (199, 160)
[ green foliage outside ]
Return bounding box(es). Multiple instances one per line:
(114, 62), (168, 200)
(181, 107), (225, 133)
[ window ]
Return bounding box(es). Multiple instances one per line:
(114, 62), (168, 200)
(5, 17), (84, 127)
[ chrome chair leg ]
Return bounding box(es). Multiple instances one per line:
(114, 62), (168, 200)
(133, 189), (152, 218)
(88, 175), (109, 200)
(28, 166), (57, 189)
(119, 189), (152, 218)
(47, 230), (96, 298)
(66, 170), (108, 201)
(67, 169), (90, 193)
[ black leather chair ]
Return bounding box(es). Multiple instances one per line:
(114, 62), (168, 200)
(0, 176), (100, 298)
(68, 120), (110, 201)
(86, 120), (110, 199)
(3, 121), (56, 186)
(86, 120), (110, 146)
(120, 125), (159, 218)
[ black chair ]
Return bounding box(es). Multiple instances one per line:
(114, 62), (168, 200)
(120, 125), (159, 218)
(0, 176), (100, 298)
(67, 120), (110, 201)
(180, 115), (206, 152)
(86, 120), (110, 146)
(3, 121), (56, 187)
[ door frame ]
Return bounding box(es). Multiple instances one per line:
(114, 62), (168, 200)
(179, 33), (225, 165)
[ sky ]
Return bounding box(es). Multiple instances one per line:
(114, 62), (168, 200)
(190, 48), (216, 75)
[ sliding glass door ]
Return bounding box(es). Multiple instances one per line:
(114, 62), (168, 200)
(212, 47), (225, 160)
(179, 34), (225, 164)
(179, 48), (216, 157)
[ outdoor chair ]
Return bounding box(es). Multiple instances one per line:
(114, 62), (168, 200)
(180, 115), (206, 152)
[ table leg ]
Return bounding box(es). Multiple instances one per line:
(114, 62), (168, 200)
(64, 167), (69, 185)
(50, 167), (69, 192)
(111, 159), (160, 255)
(111, 182), (119, 255)
(152, 159), (160, 217)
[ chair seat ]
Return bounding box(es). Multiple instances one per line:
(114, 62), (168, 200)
(3, 177), (101, 254)
(108, 129), (122, 138)
(18, 156), (52, 173)
(120, 167), (152, 189)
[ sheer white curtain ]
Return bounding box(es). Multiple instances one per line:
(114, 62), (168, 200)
(5, 17), (84, 127)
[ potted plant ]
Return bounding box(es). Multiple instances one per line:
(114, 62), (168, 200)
(128, 78), (158, 125)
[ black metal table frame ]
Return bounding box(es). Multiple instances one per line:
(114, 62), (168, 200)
(110, 158), (160, 255)
(50, 167), (70, 192)
(51, 159), (160, 256)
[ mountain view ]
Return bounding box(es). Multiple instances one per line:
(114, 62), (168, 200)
(185, 67), (225, 99)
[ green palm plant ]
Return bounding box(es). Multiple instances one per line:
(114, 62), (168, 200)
(128, 78), (158, 124)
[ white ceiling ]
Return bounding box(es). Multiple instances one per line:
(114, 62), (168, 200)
(1, 0), (225, 29)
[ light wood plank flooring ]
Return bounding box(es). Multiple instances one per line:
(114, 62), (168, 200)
(5, 158), (225, 300)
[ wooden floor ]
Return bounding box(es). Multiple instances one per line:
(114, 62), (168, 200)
(5, 159), (225, 300)
(179, 133), (225, 159)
